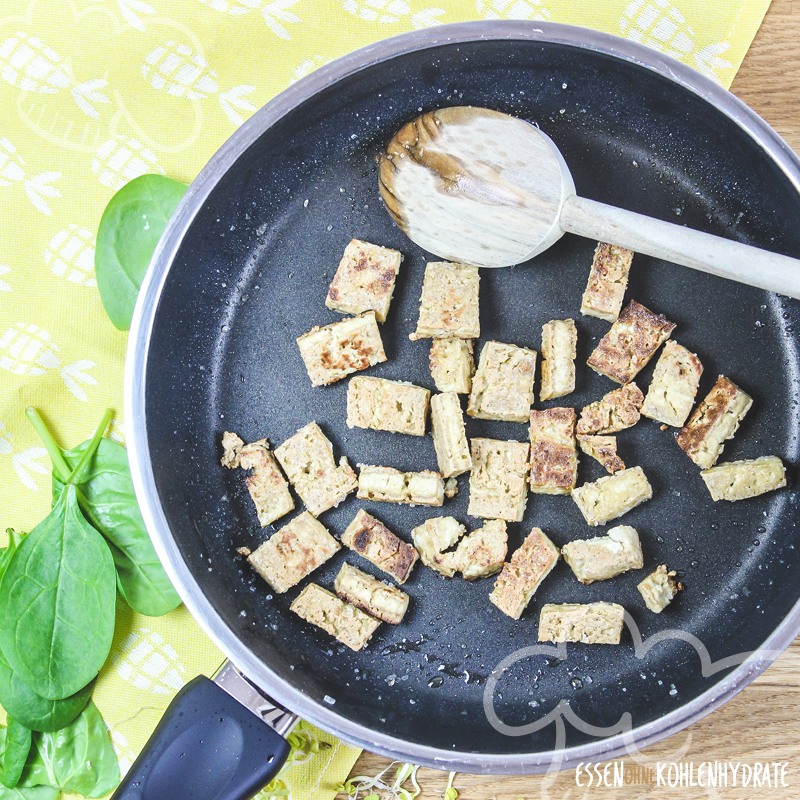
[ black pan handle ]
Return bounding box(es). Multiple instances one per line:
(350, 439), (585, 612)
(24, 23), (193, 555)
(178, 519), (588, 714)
(111, 668), (293, 800)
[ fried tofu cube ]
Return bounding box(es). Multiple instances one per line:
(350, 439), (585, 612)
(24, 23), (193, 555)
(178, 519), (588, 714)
(676, 376), (752, 469)
(538, 602), (625, 644)
(454, 519), (508, 580)
(540, 319), (577, 401)
(561, 525), (643, 584)
(576, 383), (644, 435)
(467, 341), (538, 423)
(275, 422), (357, 516)
(429, 338), (475, 394)
(341, 509), (418, 584)
(411, 516), (466, 578)
(468, 438), (530, 522)
(334, 562), (409, 625)
(325, 239), (401, 323)
(580, 243), (633, 323)
(638, 565), (682, 613)
(528, 408), (578, 495)
(357, 465), (444, 506)
(297, 311), (386, 387)
(410, 261), (480, 340)
(641, 341), (703, 427)
(431, 392), (472, 478)
(571, 466), (652, 526)
(700, 456), (786, 502)
(577, 434), (625, 474)
(220, 431), (245, 468)
(291, 583), (380, 651)
(247, 511), (340, 593)
(587, 300), (676, 384)
(489, 527), (559, 619)
(346, 376), (430, 436)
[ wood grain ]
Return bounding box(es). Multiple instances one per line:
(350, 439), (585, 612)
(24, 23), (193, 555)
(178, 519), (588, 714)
(340, 1), (800, 795)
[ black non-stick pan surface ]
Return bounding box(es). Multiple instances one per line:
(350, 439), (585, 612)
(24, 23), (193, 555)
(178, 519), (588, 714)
(132, 23), (800, 769)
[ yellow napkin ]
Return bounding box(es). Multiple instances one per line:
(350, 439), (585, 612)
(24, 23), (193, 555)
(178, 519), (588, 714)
(0, 0), (770, 798)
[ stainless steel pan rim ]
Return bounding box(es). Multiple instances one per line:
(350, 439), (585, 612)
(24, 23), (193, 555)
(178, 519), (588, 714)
(125, 20), (800, 774)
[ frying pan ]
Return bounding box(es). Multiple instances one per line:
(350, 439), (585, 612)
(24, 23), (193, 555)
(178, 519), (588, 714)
(123, 20), (800, 798)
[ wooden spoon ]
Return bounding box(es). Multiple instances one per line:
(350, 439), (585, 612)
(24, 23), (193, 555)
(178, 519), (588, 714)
(379, 106), (800, 299)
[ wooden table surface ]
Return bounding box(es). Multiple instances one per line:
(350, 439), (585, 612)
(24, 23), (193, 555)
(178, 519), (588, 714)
(341, 0), (800, 796)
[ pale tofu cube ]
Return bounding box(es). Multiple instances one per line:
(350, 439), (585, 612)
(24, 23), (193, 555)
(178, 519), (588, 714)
(429, 338), (474, 394)
(576, 383), (644, 435)
(538, 602), (625, 644)
(247, 511), (340, 593)
(641, 341), (703, 427)
(577, 434), (625, 474)
(291, 583), (380, 651)
(297, 312), (386, 387)
(325, 239), (401, 323)
(357, 465), (444, 506)
(431, 392), (472, 478)
(410, 261), (480, 340)
(489, 527), (559, 619)
(341, 509), (418, 584)
(346, 376), (429, 436)
(454, 519), (508, 580)
(467, 341), (538, 423)
(540, 319), (577, 401)
(580, 243), (633, 323)
(444, 477), (459, 499)
(467, 438), (530, 522)
(561, 525), (643, 584)
(571, 466), (652, 526)
(528, 408), (577, 495)
(638, 565), (682, 613)
(221, 432), (294, 526)
(411, 516), (466, 578)
(275, 422), (357, 516)
(700, 456), (786, 501)
(334, 562), (409, 625)
(677, 376), (752, 469)
(587, 300), (676, 384)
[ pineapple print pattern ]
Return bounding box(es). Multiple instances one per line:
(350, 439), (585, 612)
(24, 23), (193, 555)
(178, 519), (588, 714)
(91, 135), (164, 192)
(340, 0), (446, 27)
(0, 32), (110, 118)
(44, 225), (97, 287)
(112, 630), (187, 694)
(0, 265), (10, 292)
(0, 138), (61, 215)
(142, 42), (257, 126)
(476, 0), (550, 21)
(196, 0), (302, 40)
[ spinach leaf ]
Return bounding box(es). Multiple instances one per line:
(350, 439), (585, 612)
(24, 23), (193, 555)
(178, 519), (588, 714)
(0, 531), (24, 577)
(1, 720), (31, 789)
(0, 783), (57, 800)
(95, 174), (188, 330)
(0, 416), (117, 701)
(54, 438), (181, 617)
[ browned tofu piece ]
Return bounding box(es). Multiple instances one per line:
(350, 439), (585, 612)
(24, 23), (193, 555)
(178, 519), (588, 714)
(429, 338), (474, 394)
(275, 422), (357, 516)
(411, 516), (466, 578)
(410, 261), (480, 340)
(325, 239), (401, 323)
(580, 243), (633, 323)
(641, 341), (703, 427)
(467, 438), (530, 522)
(489, 527), (560, 619)
(528, 408), (577, 495)
(454, 519), (508, 580)
(357, 465), (444, 506)
(247, 511), (340, 593)
(334, 562), (409, 625)
(291, 583), (380, 651)
(220, 431), (245, 468)
(701, 456), (786, 501)
(341, 509), (418, 584)
(638, 565), (682, 613)
(296, 312), (386, 386)
(540, 319), (577, 401)
(538, 602), (625, 644)
(467, 341), (538, 423)
(676, 376), (753, 469)
(561, 525), (643, 584)
(587, 301), (676, 384)
(346, 376), (429, 436)
(577, 434), (625, 474)
(576, 383), (644, 435)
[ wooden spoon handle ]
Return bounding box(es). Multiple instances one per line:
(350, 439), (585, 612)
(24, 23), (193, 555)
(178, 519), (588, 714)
(561, 194), (800, 299)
